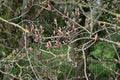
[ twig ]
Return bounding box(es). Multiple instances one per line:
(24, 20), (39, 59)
(67, 46), (72, 61)
(0, 69), (19, 79)
(0, 17), (29, 33)
(24, 33), (39, 80)
(82, 41), (90, 80)
(40, 49), (56, 57)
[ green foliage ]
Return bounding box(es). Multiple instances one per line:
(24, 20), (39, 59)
(89, 42), (116, 79)
(91, 42), (115, 59)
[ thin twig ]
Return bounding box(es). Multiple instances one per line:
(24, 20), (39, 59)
(0, 17), (29, 33)
(82, 41), (90, 80)
(24, 33), (39, 80)
(40, 49), (56, 57)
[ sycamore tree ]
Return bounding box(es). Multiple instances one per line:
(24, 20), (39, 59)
(0, 0), (120, 80)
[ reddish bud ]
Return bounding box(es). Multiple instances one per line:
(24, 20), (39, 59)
(39, 25), (43, 30)
(113, 16), (119, 21)
(53, 31), (56, 35)
(64, 7), (67, 14)
(98, 58), (101, 62)
(72, 26), (77, 32)
(72, 62), (77, 68)
(54, 19), (58, 26)
(55, 35), (61, 39)
(90, 23), (93, 29)
(85, 19), (89, 23)
(62, 41), (67, 45)
(53, 45), (59, 48)
(28, 47), (33, 51)
(94, 33), (98, 41)
(31, 24), (34, 32)
(46, 41), (52, 49)
(47, 4), (51, 10)
(58, 29), (64, 35)
(53, 42), (59, 48)
(59, 54), (65, 58)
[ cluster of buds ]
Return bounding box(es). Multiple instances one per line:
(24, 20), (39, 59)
(46, 25), (77, 49)
(25, 23), (44, 43)
(45, 15), (78, 49)
(46, 41), (62, 50)
(45, 27), (72, 49)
